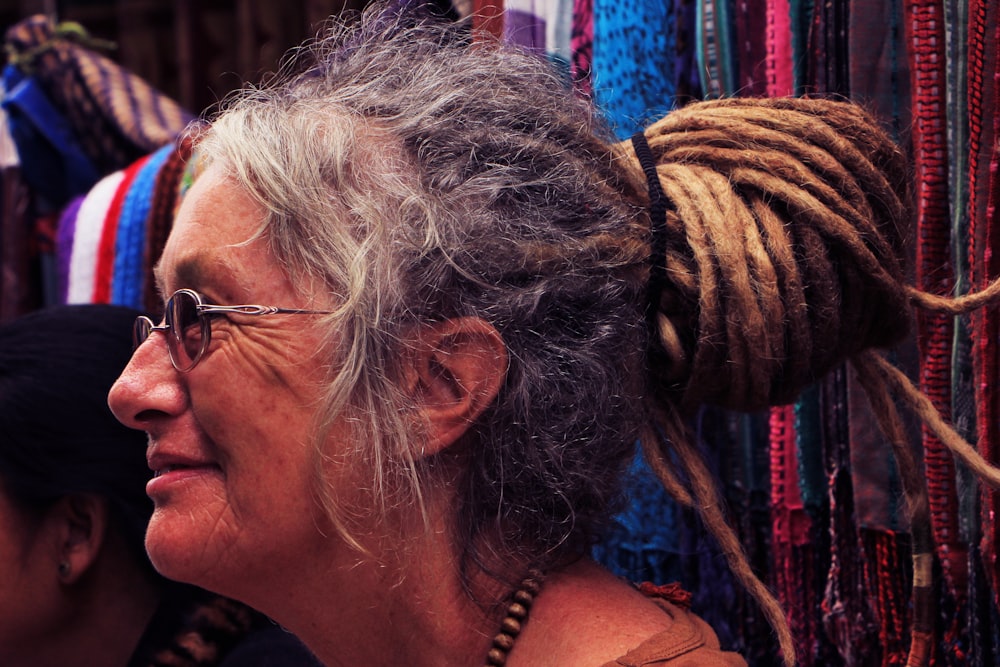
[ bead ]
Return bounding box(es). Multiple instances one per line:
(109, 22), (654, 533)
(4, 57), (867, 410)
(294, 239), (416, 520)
(486, 647), (508, 665)
(506, 602), (528, 620)
(500, 617), (522, 636)
(482, 569), (546, 667)
(512, 589), (535, 606)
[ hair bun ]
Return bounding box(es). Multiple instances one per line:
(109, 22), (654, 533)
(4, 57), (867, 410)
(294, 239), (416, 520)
(628, 97), (913, 411)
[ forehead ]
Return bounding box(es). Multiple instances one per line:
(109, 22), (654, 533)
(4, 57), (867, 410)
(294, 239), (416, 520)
(154, 164), (272, 295)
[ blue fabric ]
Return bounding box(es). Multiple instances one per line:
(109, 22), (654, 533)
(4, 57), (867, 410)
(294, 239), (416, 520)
(591, 0), (676, 139)
(592, 443), (683, 584)
(1, 64), (99, 208)
(112, 143), (172, 308)
(795, 384), (827, 515)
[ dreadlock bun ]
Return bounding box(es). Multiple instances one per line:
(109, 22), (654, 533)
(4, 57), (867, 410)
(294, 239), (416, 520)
(619, 96), (913, 411)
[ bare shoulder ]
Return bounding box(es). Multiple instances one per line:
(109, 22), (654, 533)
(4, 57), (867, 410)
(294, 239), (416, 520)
(510, 559), (712, 667)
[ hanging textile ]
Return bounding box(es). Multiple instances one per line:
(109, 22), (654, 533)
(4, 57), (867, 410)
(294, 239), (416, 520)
(570, 0), (593, 95)
(503, 0), (574, 66)
(2, 14), (192, 319)
(0, 106), (33, 322)
(4, 17), (190, 185)
(765, 0), (793, 96)
(65, 169), (124, 304)
(504, 0), (545, 52)
(696, 0), (735, 98)
(967, 0), (1000, 610)
(1, 64), (99, 209)
(473, 0), (505, 39)
(905, 0), (969, 618)
(112, 143), (174, 309)
(769, 404), (813, 663)
(591, 0), (676, 138)
(734, 0), (768, 96)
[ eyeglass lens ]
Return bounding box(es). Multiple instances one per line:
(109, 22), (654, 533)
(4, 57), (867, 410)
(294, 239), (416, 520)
(132, 290), (210, 372)
(168, 290), (208, 370)
(133, 316), (153, 349)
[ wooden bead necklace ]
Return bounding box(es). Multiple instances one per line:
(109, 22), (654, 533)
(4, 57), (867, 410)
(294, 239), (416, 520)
(484, 569), (545, 666)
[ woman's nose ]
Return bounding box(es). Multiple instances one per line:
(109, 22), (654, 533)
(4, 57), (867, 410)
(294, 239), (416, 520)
(108, 333), (187, 431)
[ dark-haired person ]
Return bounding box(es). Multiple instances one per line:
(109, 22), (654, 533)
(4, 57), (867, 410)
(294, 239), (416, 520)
(0, 304), (321, 667)
(106, 3), (979, 666)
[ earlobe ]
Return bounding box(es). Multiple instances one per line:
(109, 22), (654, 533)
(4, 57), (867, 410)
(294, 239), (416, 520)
(406, 317), (508, 455)
(52, 494), (108, 585)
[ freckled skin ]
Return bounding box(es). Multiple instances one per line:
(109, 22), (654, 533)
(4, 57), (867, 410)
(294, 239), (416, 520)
(109, 164), (349, 603)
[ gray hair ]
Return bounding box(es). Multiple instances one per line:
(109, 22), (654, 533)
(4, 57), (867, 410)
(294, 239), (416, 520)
(196, 3), (650, 570)
(192, 8), (922, 657)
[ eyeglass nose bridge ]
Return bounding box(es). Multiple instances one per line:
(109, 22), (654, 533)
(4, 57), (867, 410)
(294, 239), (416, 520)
(133, 315), (169, 345)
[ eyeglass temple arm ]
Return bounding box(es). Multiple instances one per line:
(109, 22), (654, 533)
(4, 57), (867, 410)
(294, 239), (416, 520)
(197, 304), (332, 316)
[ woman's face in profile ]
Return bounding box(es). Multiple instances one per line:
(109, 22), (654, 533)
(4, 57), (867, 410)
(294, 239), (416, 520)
(109, 164), (352, 600)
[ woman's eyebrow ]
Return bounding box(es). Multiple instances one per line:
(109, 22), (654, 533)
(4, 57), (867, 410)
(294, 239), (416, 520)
(152, 254), (211, 296)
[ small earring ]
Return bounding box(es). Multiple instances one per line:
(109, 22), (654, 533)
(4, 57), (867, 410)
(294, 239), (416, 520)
(58, 561), (70, 577)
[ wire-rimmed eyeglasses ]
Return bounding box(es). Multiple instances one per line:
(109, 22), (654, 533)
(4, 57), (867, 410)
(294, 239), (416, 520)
(133, 288), (332, 372)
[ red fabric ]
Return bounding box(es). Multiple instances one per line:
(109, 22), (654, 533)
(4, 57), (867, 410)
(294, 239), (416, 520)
(92, 155), (149, 304)
(981, 2), (1000, 606)
(570, 0), (593, 96)
(636, 581), (694, 610)
(904, 0), (968, 602)
(968, 0), (1000, 603)
(864, 530), (909, 666)
(734, 0), (767, 96)
(765, 0), (793, 97)
(769, 404), (813, 663)
(472, 0), (504, 41)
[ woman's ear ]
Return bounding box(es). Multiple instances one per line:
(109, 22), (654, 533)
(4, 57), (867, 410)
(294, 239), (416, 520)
(49, 493), (109, 585)
(403, 317), (508, 455)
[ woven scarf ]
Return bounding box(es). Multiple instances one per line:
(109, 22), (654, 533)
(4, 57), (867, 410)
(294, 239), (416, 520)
(905, 0), (968, 608)
(765, 0), (794, 97)
(4, 16), (191, 178)
(733, 0), (767, 96)
(92, 155), (148, 304)
(570, 0), (594, 95)
(967, 0), (1000, 605)
(113, 143), (174, 309)
(66, 170), (123, 304)
(141, 136), (194, 315)
(592, 0), (676, 138)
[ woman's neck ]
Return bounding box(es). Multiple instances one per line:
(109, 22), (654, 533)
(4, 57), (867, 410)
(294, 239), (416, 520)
(268, 516), (534, 667)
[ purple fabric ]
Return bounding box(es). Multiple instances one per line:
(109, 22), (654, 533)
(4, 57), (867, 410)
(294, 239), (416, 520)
(505, 9), (547, 53)
(55, 195), (83, 304)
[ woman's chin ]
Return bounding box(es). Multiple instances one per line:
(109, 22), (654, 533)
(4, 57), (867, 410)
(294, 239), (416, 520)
(145, 514), (226, 589)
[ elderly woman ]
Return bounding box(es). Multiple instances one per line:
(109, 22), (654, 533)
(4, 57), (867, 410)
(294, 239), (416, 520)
(108, 3), (935, 666)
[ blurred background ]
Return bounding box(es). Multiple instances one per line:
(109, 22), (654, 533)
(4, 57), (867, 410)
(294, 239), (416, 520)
(2, 2), (999, 665)
(0, 1), (372, 115)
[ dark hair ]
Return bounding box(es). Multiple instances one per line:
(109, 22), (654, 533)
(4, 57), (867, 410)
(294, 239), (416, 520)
(0, 304), (150, 563)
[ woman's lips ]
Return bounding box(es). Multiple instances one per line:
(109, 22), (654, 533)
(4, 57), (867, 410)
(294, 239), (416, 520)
(146, 452), (222, 498)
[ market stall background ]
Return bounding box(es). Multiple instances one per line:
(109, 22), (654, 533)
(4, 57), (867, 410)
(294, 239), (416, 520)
(1, 1), (998, 665)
